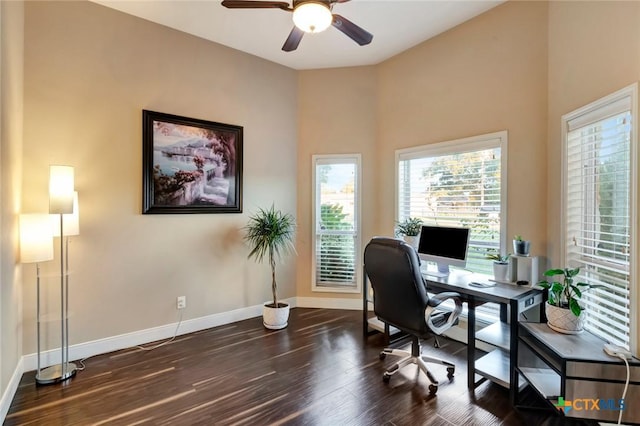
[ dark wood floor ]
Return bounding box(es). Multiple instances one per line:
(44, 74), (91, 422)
(6, 308), (595, 425)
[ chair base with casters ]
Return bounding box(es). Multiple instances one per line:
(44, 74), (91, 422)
(379, 336), (455, 395)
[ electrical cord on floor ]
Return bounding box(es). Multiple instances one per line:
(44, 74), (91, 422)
(136, 310), (184, 351)
(76, 358), (88, 371)
(615, 353), (630, 425)
(68, 311), (184, 374)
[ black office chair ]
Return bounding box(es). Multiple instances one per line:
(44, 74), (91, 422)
(363, 237), (463, 395)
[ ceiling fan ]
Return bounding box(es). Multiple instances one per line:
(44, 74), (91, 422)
(221, 0), (373, 52)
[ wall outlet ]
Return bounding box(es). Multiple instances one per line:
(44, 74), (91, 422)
(176, 296), (186, 310)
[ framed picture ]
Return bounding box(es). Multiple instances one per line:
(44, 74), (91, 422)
(142, 110), (243, 214)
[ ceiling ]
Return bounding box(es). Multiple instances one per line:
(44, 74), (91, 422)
(92, 0), (504, 70)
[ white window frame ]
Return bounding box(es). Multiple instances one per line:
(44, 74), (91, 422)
(311, 154), (362, 294)
(395, 131), (509, 266)
(561, 83), (638, 355)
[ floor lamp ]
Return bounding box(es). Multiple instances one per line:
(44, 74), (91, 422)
(51, 190), (80, 381)
(19, 214), (54, 384)
(43, 165), (78, 384)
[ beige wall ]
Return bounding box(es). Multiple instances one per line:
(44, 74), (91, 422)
(547, 1), (640, 352)
(547, 1), (640, 264)
(21, 1), (298, 353)
(1, 0), (25, 398)
(376, 1), (548, 255)
(296, 67), (377, 299)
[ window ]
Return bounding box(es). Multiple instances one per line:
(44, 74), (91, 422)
(396, 132), (507, 321)
(562, 84), (638, 351)
(396, 132), (508, 275)
(312, 155), (361, 293)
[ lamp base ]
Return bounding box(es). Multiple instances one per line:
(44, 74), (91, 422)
(36, 362), (77, 385)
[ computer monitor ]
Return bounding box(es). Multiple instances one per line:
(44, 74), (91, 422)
(417, 225), (470, 277)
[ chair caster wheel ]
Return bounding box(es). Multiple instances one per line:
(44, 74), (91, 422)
(429, 384), (438, 395)
(379, 352), (387, 360)
(383, 373), (391, 383)
(447, 367), (455, 379)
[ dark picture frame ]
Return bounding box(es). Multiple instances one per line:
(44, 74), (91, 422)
(142, 110), (243, 214)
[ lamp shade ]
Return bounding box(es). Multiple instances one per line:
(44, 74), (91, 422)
(293, 1), (332, 33)
(51, 191), (80, 237)
(19, 214), (54, 263)
(49, 165), (75, 214)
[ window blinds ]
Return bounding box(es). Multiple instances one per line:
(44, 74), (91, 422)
(565, 99), (632, 348)
(313, 158), (359, 289)
(397, 143), (502, 275)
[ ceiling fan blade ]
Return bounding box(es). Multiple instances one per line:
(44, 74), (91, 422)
(221, 1), (292, 11)
(331, 14), (373, 46)
(282, 26), (304, 52)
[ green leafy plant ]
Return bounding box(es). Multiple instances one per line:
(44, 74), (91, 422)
(514, 235), (524, 241)
(395, 217), (423, 237)
(539, 268), (599, 317)
(244, 205), (296, 308)
(485, 249), (510, 263)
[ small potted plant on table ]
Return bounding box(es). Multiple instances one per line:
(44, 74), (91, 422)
(395, 217), (423, 249)
(486, 250), (510, 282)
(539, 267), (600, 334)
(245, 205), (296, 330)
(513, 235), (531, 256)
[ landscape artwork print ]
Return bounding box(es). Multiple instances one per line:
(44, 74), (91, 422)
(142, 110), (243, 214)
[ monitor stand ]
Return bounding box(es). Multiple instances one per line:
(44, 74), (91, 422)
(422, 263), (450, 278)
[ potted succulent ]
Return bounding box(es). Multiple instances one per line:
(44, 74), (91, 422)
(395, 217), (423, 249)
(245, 205), (296, 330)
(486, 249), (510, 282)
(513, 235), (531, 256)
(539, 267), (600, 334)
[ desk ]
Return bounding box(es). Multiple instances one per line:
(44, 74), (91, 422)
(363, 269), (544, 405)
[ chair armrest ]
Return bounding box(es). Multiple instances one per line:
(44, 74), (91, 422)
(425, 292), (463, 335)
(427, 292), (461, 308)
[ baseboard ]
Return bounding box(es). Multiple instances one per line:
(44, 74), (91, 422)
(22, 296), (362, 371)
(22, 297), (296, 372)
(0, 357), (24, 423)
(296, 296), (362, 310)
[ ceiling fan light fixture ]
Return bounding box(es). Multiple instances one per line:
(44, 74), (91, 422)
(292, 1), (332, 33)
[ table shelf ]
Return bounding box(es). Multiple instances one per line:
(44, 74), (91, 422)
(476, 321), (510, 351)
(476, 348), (510, 388)
(518, 367), (561, 399)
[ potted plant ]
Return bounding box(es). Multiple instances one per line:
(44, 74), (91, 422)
(245, 205), (296, 330)
(395, 217), (423, 249)
(513, 235), (531, 256)
(539, 267), (599, 334)
(486, 250), (510, 282)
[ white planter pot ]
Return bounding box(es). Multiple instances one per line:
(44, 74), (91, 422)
(545, 302), (585, 334)
(403, 235), (419, 250)
(492, 262), (510, 282)
(263, 303), (290, 330)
